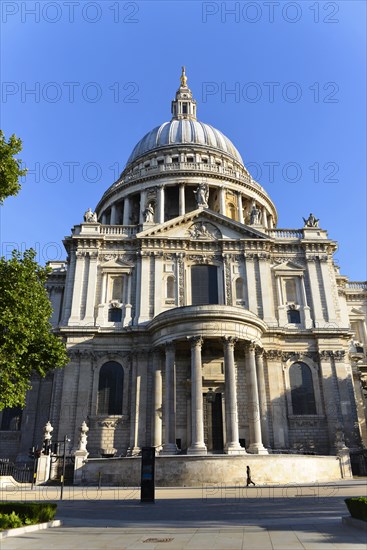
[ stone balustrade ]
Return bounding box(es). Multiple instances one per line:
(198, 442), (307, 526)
(100, 225), (139, 237)
(267, 228), (304, 239)
(346, 282), (367, 290)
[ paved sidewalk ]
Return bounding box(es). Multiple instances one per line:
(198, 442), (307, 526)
(1, 482), (366, 549)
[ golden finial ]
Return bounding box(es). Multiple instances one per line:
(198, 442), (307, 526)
(180, 66), (188, 87)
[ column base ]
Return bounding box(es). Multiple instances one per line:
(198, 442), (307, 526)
(187, 444), (207, 455)
(126, 446), (141, 456)
(247, 443), (268, 455)
(160, 443), (178, 455)
(225, 444), (247, 455)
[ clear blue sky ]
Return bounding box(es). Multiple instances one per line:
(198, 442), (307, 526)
(1, 1), (366, 280)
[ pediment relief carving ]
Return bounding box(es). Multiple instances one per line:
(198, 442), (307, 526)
(187, 222), (222, 240)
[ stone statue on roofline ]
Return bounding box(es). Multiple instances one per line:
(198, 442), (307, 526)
(143, 202), (155, 223)
(194, 182), (209, 208)
(303, 213), (319, 228)
(250, 202), (261, 225)
(84, 208), (98, 223)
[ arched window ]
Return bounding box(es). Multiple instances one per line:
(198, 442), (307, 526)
(235, 277), (244, 302)
(97, 362), (123, 415)
(108, 307), (122, 322)
(289, 362), (316, 414)
(287, 309), (300, 324)
(166, 276), (175, 300)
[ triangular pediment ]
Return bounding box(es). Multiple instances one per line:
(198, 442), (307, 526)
(100, 256), (134, 268)
(350, 307), (365, 316)
(137, 208), (268, 241)
(272, 260), (305, 272)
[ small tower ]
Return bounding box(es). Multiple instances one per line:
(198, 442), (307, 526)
(171, 66), (197, 120)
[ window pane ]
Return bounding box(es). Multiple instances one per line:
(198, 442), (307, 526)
(97, 362), (123, 415)
(236, 277), (244, 301)
(290, 362), (316, 414)
(167, 276), (175, 299)
(108, 308), (122, 322)
(287, 310), (300, 323)
(1, 407), (22, 430)
(191, 265), (218, 305)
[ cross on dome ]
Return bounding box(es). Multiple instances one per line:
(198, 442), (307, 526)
(171, 66), (197, 120)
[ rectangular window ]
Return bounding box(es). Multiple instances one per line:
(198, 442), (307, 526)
(191, 265), (218, 305)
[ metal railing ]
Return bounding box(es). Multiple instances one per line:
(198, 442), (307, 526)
(0, 459), (33, 483)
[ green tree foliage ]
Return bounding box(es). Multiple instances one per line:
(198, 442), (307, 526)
(0, 130), (27, 204)
(0, 250), (68, 410)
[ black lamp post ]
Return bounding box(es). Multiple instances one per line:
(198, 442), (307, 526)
(60, 435), (70, 501)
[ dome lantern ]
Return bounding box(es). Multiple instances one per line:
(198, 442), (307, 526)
(171, 66), (197, 121)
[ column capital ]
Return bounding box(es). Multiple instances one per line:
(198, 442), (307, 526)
(222, 336), (238, 349)
(165, 341), (176, 353)
(188, 335), (203, 348)
(248, 341), (257, 353)
(152, 347), (162, 359)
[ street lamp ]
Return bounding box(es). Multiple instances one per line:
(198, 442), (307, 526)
(60, 435), (71, 501)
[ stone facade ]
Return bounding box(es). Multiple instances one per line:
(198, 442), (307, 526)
(1, 70), (366, 467)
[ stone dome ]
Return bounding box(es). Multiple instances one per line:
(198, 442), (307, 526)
(126, 120), (244, 167)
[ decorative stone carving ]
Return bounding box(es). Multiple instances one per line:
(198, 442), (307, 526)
(264, 350), (283, 360)
(264, 350), (319, 363)
(84, 208), (98, 223)
(41, 420), (53, 455)
(97, 419), (121, 428)
(78, 421), (89, 452)
(188, 222), (220, 240)
(177, 255), (185, 306)
(318, 350), (346, 361)
(224, 258), (232, 305)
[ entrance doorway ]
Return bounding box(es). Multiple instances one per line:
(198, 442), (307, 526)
(204, 392), (224, 453)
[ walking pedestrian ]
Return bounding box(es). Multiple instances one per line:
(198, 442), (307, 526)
(246, 465), (255, 487)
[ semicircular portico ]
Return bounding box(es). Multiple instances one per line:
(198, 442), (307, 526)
(148, 304), (267, 347)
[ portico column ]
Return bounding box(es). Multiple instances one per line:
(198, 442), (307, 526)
(179, 183), (185, 216)
(237, 193), (244, 224)
(69, 251), (85, 323)
(152, 349), (163, 452)
(161, 342), (177, 454)
(158, 185), (165, 224)
(123, 196), (131, 225)
(222, 337), (246, 454)
(83, 251), (98, 324)
(127, 353), (140, 455)
(139, 189), (147, 224)
(187, 336), (207, 455)
(255, 350), (269, 448)
(110, 204), (117, 225)
(219, 187), (226, 215)
(246, 344), (268, 454)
